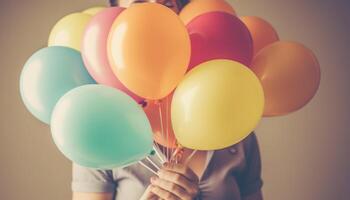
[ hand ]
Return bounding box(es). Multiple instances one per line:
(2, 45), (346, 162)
(150, 163), (199, 200)
(140, 185), (159, 200)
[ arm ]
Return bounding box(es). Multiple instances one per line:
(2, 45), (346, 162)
(72, 192), (114, 200)
(71, 164), (116, 200)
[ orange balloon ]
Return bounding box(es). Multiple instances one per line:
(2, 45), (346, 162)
(108, 3), (190, 100)
(241, 16), (279, 56)
(250, 41), (321, 117)
(143, 94), (177, 148)
(179, 0), (236, 24)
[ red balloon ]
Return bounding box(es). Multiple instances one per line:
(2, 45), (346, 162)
(187, 12), (253, 70)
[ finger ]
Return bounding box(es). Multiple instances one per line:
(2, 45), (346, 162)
(151, 176), (192, 200)
(150, 185), (180, 200)
(157, 169), (199, 196)
(141, 186), (158, 200)
(163, 163), (199, 183)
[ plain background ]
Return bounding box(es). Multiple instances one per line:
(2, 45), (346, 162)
(0, 0), (349, 199)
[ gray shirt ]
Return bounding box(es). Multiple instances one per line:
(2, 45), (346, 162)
(72, 132), (263, 200)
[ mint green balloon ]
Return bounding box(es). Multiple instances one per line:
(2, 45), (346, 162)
(51, 85), (153, 169)
(20, 46), (96, 124)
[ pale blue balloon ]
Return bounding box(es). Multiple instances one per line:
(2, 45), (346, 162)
(20, 46), (95, 124)
(50, 85), (153, 169)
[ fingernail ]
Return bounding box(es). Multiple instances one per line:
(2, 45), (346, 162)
(163, 162), (169, 167)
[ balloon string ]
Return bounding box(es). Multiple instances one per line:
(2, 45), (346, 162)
(184, 150), (197, 165)
(170, 137), (177, 162)
(166, 98), (170, 162)
(146, 156), (160, 170)
(165, 96), (177, 163)
(144, 100), (165, 164)
(153, 145), (165, 164)
(139, 161), (157, 175)
(158, 102), (166, 161)
(170, 148), (178, 161)
(170, 146), (183, 164)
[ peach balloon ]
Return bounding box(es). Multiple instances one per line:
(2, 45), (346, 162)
(108, 3), (190, 100)
(143, 94), (177, 148)
(250, 41), (321, 117)
(180, 0), (235, 24)
(241, 16), (279, 56)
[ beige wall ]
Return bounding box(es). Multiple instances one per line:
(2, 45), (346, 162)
(0, 0), (349, 199)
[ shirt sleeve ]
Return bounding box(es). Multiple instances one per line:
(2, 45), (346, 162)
(237, 132), (263, 197)
(71, 164), (117, 193)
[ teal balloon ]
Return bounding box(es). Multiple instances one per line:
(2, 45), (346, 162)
(20, 46), (95, 124)
(50, 85), (153, 169)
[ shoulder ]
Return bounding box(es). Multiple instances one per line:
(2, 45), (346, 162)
(212, 132), (262, 179)
(72, 164), (117, 193)
(209, 132), (258, 170)
(241, 131), (259, 153)
(213, 131), (258, 154)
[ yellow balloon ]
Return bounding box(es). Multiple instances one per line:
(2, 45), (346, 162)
(48, 13), (92, 51)
(171, 60), (264, 150)
(82, 6), (106, 16)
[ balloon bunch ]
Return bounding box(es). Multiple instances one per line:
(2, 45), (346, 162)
(20, 6), (154, 169)
(20, 0), (320, 170)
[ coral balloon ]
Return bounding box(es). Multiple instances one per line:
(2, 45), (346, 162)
(187, 12), (253, 70)
(250, 41), (321, 116)
(180, 0), (235, 24)
(82, 7), (143, 103)
(172, 60), (264, 150)
(144, 95), (177, 148)
(108, 3), (190, 100)
(48, 13), (92, 51)
(241, 16), (279, 56)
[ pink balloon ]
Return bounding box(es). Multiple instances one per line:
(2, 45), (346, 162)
(187, 12), (253, 70)
(82, 7), (143, 103)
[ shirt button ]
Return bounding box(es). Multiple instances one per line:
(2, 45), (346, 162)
(229, 147), (237, 154)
